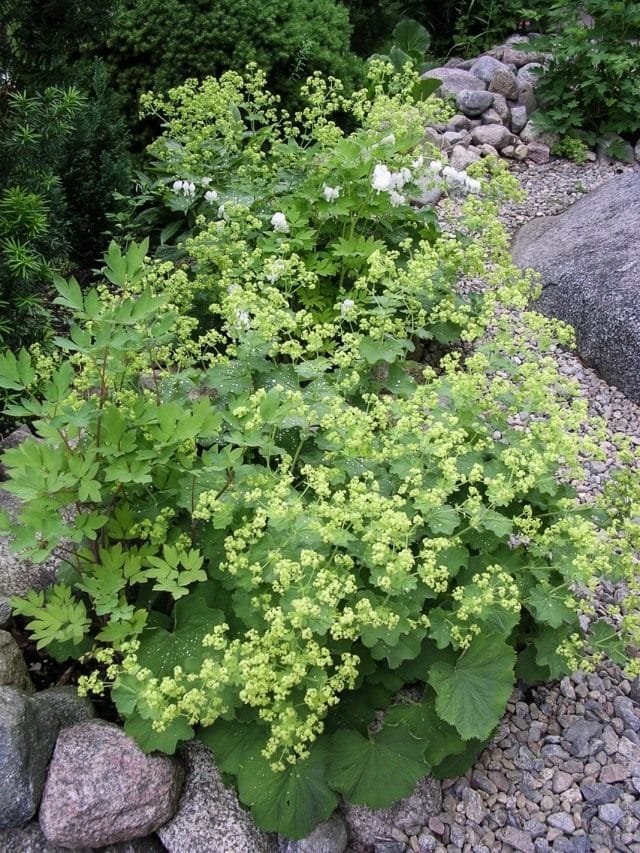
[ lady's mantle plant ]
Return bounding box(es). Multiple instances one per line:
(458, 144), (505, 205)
(1, 66), (638, 839)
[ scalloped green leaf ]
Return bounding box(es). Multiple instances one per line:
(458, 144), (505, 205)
(136, 585), (224, 677)
(424, 505), (460, 535)
(431, 734), (489, 779)
(527, 584), (575, 629)
(370, 625), (427, 669)
(359, 335), (411, 364)
(515, 643), (551, 685)
(328, 726), (429, 808)
(534, 627), (572, 679)
(393, 18), (431, 56)
(428, 635), (515, 741)
(124, 710), (193, 755)
(199, 719), (266, 776)
(323, 682), (392, 735)
(589, 619), (627, 666)
(236, 737), (338, 839)
(477, 508), (513, 538)
(382, 689), (467, 768)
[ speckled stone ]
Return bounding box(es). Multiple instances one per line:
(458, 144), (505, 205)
(0, 686), (59, 829)
(40, 721), (183, 848)
(0, 630), (33, 693)
(157, 740), (276, 853)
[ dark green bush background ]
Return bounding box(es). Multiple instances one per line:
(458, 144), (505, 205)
(1, 0), (638, 368)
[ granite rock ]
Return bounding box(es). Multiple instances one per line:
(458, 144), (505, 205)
(0, 426), (33, 481)
(489, 68), (519, 99)
(0, 489), (61, 625)
(501, 46), (549, 68)
(157, 740), (276, 853)
(510, 105), (528, 134)
(455, 88), (494, 117)
(511, 171), (640, 401)
(481, 107), (504, 125)
(526, 142), (550, 164)
(0, 686), (60, 829)
(516, 82), (538, 114)
(469, 55), (510, 84)
(39, 720), (183, 848)
(517, 63), (545, 87)
(32, 686), (95, 730)
(449, 144), (481, 172)
(470, 124), (514, 150)
(490, 92), (511, 123)
(0, 821), (164, 852)
(280, 814), (348, 853)
(0, 629), (34, 693)
(421, 68), (486, 98)
(581, 782), (621, 805)
(340, 777), (441, 848)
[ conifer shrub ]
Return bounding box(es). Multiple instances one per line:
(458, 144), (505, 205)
(0, 85), (84, 349)
(102, 0), (364, 142)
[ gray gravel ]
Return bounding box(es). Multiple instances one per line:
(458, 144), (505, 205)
(347, 159), (640, 853)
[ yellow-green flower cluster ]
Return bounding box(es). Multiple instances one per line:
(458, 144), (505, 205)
(450, 564), (521, 649)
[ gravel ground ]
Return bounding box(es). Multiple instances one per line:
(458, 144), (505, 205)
(347, 159), (640, 853)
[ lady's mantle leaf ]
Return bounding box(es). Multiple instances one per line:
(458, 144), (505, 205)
(427, 635), (515, 741)
(199, 719), (266, 776)
(527, 584), (575, 629)
(236, 738), (338, 839)
(327, 726), (429, 809)
(383, 689), (467, 767)
(136, 586), (224, 677)
(124, 711), (193, 755)
(431, 734), (490, 779)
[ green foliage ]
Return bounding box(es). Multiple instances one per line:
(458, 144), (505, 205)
(428, 635), (516, 741)
(0, 0), (110, 89)
(450, 1), (551, 54)
(342, 1), (551, 58)
(2, 68), (639, 838)
(342, 1), (431, 57)
(369, 19), (438, 77)
(234, 736), (339, 838)
(10, 584), (92, 658)
(0, 86), (84, 348)
(114, 63), (452, 272)
(101, 0), (364, 143)
(57, 62), (132, 271)
(551, 136), (590, 164)
(532, 1), (640, 144)
(0, 3), (131, 350)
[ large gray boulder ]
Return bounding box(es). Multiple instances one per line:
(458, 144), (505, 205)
(0, 685), (94, 830)
(511, 171), (640, 401)
(0, 821), (165, 852)
(421, 67), (486, 98)
(0, 630), (34, 693)
(0, 686), (60, 828)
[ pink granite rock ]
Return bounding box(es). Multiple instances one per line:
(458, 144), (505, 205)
(39, 721), (183, 848)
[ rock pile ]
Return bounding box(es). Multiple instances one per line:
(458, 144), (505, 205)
(421, 35), (559, 169)
(421, 34), (640, 170)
